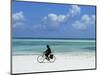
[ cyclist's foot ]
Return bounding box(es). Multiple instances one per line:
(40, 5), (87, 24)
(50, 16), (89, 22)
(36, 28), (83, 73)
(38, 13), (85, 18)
(46, 57), (50, 61)
(47, 58), (50, 61)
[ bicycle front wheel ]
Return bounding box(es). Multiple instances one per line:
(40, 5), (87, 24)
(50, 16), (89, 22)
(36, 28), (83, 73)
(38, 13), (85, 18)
(37, 55), (45, 63)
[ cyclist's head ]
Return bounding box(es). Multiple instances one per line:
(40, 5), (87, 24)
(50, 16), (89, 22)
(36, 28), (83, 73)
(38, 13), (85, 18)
(47, 45), (49, 48)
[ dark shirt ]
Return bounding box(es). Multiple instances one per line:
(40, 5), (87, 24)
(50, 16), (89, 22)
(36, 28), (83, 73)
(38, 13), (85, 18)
(45, 48), (51, 54)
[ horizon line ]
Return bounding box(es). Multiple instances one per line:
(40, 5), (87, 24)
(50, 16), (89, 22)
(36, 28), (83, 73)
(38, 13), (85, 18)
(12, 37), (96, 40)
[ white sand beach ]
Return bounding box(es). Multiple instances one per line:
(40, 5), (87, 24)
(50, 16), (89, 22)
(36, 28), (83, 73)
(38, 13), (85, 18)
(12, 52), (95, 74)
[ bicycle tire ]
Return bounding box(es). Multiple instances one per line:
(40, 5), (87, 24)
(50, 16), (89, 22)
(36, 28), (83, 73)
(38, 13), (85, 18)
(49, 55), (56, 63)
(37, 55), (45, 63)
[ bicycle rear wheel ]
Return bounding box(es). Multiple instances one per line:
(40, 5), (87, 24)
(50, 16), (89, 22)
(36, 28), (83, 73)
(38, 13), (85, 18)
(37, 55), (45, 63)
(49, 55), (56, 63)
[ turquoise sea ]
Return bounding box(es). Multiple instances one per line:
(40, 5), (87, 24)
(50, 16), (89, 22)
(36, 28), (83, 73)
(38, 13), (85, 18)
(12, 38), (96, 55)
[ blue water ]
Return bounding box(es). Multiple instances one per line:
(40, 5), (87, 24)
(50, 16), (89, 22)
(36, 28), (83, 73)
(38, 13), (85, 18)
(12, 38), (96, 55)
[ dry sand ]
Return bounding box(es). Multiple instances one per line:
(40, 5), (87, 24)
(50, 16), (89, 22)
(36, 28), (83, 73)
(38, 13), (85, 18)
(12, 52), (95, 74)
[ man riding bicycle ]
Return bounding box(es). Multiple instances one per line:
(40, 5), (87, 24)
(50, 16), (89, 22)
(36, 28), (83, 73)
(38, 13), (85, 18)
(43, 45), (52, 60)
(37, 45), (56, 63)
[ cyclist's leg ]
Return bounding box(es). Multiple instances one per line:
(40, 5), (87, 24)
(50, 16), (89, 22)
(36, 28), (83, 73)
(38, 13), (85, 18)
(45, 53), (50, 61)
(45, 54), (48, 59)
(47, 53), (50, 61)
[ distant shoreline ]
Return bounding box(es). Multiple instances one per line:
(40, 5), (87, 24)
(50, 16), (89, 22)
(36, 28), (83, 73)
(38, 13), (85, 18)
(12, 37), (96, 40)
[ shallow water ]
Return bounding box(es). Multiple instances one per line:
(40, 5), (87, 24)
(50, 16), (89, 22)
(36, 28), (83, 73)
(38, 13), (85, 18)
(12, 38), (96, 55)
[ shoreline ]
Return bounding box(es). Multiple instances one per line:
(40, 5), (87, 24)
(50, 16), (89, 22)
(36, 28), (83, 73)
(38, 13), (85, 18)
(12, 51), (95, 56)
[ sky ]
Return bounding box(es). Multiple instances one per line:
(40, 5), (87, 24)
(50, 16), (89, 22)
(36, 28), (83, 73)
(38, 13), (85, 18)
(12, 0), (96, 39)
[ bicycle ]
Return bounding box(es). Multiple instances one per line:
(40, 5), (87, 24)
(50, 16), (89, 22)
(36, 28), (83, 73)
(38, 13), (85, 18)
(37, 53), (56, 63)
